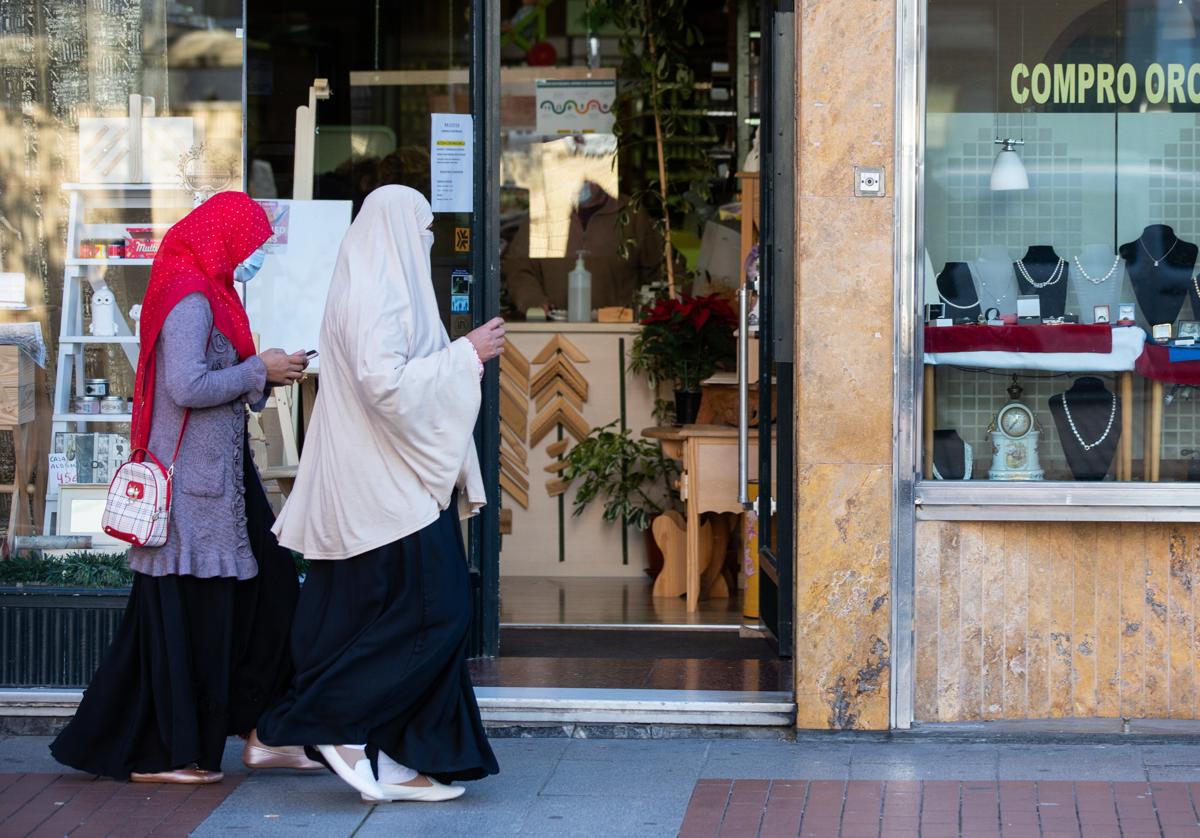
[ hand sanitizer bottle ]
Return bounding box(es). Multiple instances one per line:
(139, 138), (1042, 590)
(568, 250), (592, 323)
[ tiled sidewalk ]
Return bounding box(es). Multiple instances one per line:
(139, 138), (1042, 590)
(679, 779), (1200, 838)
(0, 772), (242, 838)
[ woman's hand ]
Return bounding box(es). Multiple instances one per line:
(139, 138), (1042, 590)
(465, 318), (506, 364)
(259, 348), (308, 387)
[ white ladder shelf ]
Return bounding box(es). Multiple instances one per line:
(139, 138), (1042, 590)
(44, 183), (192, 533)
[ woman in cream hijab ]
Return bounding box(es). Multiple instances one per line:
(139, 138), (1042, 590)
(257, 185), (502, 802)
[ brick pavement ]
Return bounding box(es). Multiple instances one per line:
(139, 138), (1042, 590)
(679, 779), (1200, 838)
(0, 773), (242, 838)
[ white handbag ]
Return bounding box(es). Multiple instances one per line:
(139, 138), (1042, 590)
(101, 410), (190, 548)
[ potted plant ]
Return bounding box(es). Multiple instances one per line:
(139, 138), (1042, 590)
(630, 292), (738, 424)
(559, 421), (679, 576)
(0, 552), (132, 688)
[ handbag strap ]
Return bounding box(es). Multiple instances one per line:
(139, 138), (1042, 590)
(166, 327), (215, 477)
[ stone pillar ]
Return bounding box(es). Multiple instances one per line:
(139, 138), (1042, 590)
(793, 0), (896, 730)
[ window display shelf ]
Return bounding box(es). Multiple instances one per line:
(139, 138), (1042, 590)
(61, 183), (183, 192)
(65, 258), (153, 267)
(59, 336), (140, 345)
(52, 413), (132, 424)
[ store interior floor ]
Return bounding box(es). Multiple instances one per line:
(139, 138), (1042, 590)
(498, 575), (745, 627)
(470, 576), (792, 693)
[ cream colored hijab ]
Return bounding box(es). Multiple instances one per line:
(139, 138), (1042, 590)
(272, 185), (486, 560)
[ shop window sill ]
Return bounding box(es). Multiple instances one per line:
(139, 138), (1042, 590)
(914, 481), (1200, 522)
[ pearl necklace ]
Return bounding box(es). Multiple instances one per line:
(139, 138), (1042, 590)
(1015, 257), (1066, 289)
(1191, 272), (1200, 301)
(1073, 255), (1121, 285)
(1061, 391), (1117, 452)
(974, 259), (1013, 304)
(1139, 236), (1178, 268)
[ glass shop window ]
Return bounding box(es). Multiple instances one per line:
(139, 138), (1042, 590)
(922, 0), (1200, 484)
(0, 0), (245, 400)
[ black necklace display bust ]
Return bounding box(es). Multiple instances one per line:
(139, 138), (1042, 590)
(936, 262), (981, 321)
(1014, 245), (1069, 317)
(1049, 376), (1120, 481)
(932, 429), (969, 480)
(1119, 224), (1199, 328)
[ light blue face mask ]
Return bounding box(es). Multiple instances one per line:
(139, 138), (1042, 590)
(234, 249), (266, 283)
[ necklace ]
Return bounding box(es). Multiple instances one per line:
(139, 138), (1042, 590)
(1073, 255), (1122, 285)
(975, 259), (1013, 304)
(1193, 272), (1200, 300)
(1015, 257), (1066, 289)
(1139, 236), (1178, 268)
(1061, 391), (1117, 452)
(937, 291), (978, 310)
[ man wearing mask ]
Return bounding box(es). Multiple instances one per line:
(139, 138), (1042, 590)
(503, 181), (666, 317)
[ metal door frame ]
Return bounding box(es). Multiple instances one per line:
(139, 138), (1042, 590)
(469, 0), (502, 658)
(757, 0), (796, 659)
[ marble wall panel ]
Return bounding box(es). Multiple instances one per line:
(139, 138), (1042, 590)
(794, 464), (891, 730)
(915, 521), (1200, 720)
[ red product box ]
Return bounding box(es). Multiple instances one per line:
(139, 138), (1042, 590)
(125, 228), (161, 259)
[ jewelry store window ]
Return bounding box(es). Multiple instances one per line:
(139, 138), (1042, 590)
(918, 0), (1200, 511)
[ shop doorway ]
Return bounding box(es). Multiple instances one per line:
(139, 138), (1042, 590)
(246, 0), (794, 693)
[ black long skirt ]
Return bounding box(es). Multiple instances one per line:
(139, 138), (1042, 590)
(256, 502), (498, 783)
(49, 445), (299, 779)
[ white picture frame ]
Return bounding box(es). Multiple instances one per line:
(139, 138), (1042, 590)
(1118, 303), (1136, 323)
(1179, 320), (1200, 340)
(1093, 304), (1111, 324)
(56, 483), (126, 549)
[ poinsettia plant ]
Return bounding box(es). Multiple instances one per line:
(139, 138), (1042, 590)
(630, 293), (738, 391)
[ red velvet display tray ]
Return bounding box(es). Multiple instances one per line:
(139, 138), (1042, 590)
(924, 324), (1114, 355)
(1136, 342), (1200, 384)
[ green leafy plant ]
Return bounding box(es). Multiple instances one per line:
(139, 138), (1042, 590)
(0, 552), (133, 588)
(559, 421), (679, 531)
(584, 0), (714, 298)
(630, 292), (738, 392)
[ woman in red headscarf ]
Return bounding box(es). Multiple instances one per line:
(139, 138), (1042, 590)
(51, 192), (315, 784)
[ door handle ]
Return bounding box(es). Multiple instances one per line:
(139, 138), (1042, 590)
(738, 278), (755, 509)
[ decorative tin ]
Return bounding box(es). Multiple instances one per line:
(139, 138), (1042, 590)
(100, 396), (124, 415)
(108, 240), (125, 259)
(83, 378), (108, 397)
(75, 396), (100, 415)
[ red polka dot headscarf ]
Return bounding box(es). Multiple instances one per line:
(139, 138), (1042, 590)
(131, 191), (272, 451)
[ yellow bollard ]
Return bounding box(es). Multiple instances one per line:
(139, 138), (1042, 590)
(742, 482), (760, 623)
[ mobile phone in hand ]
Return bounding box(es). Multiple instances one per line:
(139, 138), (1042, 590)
(304, 349), (319, 359)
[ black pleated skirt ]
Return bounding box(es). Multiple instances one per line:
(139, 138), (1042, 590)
(256, 502), (498, 783)
(49, 446), (298, 779)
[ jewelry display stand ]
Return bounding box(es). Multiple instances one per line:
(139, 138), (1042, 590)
(1014, 245), (1069, 317)
(1072, 244), (1125, 324)
(972, 246), (1019, 315)
(935, 262), (981, 321)
(1049, 376), (1121, 481)
(1120, 225), (1198, 328)
(932, 429), (971, 479)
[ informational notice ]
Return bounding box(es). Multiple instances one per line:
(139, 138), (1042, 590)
(430, 114), (474, 213)
(535, 79), (616, 135)
(48, 453), (75, 499)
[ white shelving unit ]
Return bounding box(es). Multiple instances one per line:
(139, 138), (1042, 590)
(45, 183), (192, 533)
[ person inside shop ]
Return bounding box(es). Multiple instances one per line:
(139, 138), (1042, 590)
(503, 179), (667, 316)
(50, 192), (316, 784)
(256, 185), (500, 803)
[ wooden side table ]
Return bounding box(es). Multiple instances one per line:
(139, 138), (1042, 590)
(643, 425), (763, 613)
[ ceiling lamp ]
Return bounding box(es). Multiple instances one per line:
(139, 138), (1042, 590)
(990, 138), (1029, 191)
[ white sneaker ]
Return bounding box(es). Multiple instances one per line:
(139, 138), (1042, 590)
(317, 745), (385, 801)
(361, 776), (466, 803)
